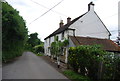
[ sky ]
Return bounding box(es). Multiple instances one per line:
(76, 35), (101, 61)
(5, 0), (119, 41)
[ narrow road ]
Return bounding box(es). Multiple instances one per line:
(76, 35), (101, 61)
(2, 52), (68, 79)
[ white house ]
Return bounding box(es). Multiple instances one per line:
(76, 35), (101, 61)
(44, 2), (120, 63)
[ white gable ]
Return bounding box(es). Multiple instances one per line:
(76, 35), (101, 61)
(69, 10), (110, 39)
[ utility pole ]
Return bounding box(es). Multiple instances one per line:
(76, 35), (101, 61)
(117, 1), (120, 46)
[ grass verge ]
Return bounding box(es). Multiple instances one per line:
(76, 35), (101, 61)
(63, 70), (91, 81)
(36, 53), (44, 56)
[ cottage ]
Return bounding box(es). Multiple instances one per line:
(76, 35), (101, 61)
(44, 2), (120, 63)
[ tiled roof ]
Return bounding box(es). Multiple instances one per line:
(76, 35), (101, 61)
(44, 12), (88, 40)
(69, 36), (120, 52)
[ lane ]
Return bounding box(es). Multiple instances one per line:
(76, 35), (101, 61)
(2, 52), (68, 79)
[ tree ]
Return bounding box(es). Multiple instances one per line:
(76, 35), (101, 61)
(2, 2), (28, 62)
(26, 32), (44, 53)
(50, 38), (69, 68)
(27, 33), (40, 47)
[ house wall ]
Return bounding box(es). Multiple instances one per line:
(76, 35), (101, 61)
(50, 36), (54, 43)
(44, 30), (69, 56)
(69, 10), (110, 39)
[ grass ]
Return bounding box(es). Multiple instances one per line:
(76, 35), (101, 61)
(63, 70), (91, 81)
(36, 53), (44, 56)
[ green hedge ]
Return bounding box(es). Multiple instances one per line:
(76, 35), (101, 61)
(68, 45), (120, 80)
(2, 2), (28, 62)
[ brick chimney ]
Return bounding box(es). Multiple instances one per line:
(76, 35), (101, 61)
(67, 17), (71, 23)
(59, 20), (64, 28)
(88, 2), (95, 11)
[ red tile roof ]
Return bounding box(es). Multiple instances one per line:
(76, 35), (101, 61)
(69, 36), (120, 52)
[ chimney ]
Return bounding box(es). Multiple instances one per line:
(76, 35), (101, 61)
(59, 20), (64, 28)
(67, 17), (71, 23)
(88, 2), (95, 11)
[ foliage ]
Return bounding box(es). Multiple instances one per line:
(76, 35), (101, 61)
(50, 42), (57, 56)
(68, 45), (120, 80)
(27, 33), (40, 47)
(102, 52), (120, 80)
(68, 45), (106, 80)
(50, 41), (63, 57)
(2, 2), (28, 62)
(26, 32), (44, 53)
(63, 70), (91, 81)
(68, 47), (79, 72)
(36, 53), (44, 56)
(33, 42), (44, 53)
(50, 39), (69, 57)
(62, 39), (69, 47)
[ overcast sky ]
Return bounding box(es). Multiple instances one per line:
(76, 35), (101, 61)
(5, 0), (119, 41)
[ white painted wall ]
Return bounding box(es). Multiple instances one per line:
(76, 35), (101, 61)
(69, 10), (110, 39)
(44, 30), (69, 56)
(44, 38), (51, 56)
(50, 36), (54, 44)
(64, 30), (68, 39)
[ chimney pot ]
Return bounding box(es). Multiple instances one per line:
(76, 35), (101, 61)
(67, 17), (71, 23)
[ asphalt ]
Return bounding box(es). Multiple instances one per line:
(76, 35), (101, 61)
(2, 52), (68, 79)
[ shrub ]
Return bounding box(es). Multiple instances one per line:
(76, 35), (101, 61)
(68, 45), (106, 80)
(68, 45), (120, 80)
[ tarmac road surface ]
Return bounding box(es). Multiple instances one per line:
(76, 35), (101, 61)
(2, 52), (68, 79)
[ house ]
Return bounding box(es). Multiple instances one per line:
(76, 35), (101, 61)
(44, 2), (120, 63)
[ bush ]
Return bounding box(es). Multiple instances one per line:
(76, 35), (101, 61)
(68, 45), (106, 80)
(68, 45), (120, 80)
(103, 53), (120, 80)
(68, 47), (79, 72)
(33, 44), (44, 54)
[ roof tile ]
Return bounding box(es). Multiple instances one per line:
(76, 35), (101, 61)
(69, 36), (120, 52)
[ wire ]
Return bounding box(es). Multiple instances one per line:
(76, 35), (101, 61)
(29, 0), (64, 25)
(30, 0), (67, 17)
